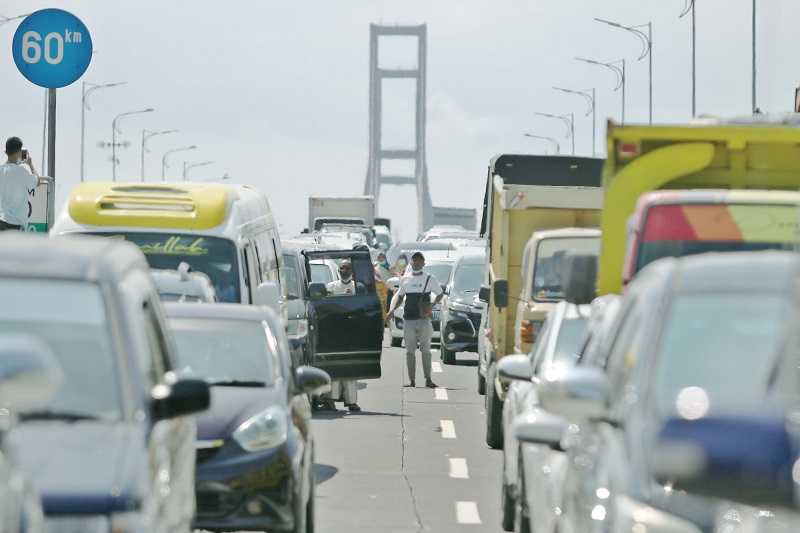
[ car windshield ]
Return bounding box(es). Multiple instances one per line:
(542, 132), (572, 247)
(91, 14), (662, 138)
(91, 232), (241, 303)
(553, 318), (589, 365)
(0, 279), (122, 421)
(282, 254), (304, 299)
(310, 262), (335, 284)
(169, 318), (274, 385)
(424, 263), (453, 285)
(532, 237), (601, 301)
(452, 262), (485, 297)
(654, 293), (793, 418)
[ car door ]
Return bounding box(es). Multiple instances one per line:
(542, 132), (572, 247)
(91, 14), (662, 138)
(303, 249), (383, 380)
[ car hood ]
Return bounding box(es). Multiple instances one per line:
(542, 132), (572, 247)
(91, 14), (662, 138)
(196, 386), (283, 440)
(8, 421), (147, 514)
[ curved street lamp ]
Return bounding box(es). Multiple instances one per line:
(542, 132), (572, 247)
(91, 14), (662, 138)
(161, 146), (197, 181)
(111, 108), (154, 181)
(523, 133), (560, 155)
(141, 129), (178, 181)
(553, 87), (597, 156)
(679, 1), (697, 117)
(183, 160), (215, 181)
(596, 18), (653, 124)
(535, 112), (575, 155)
(576, 57), (626, 125)
(81, 82), (126, 182)
(0, 13), (28, 28)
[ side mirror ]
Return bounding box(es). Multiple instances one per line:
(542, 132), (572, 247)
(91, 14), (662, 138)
(538, 366), (610, 423)
(254, 281), (282, 316)
(493, 279), (509, 308)
(497, 354), (533, 382)
(386, 277), (401, 291)
(652, 415), (797, 509)
(0, 335), (63, 412)
(561, 253), (597, 305)
(308, 282), (328, 300)
(478, 285), (491, 303)
(295, 366), (331, 396)
(151, 377), (210, 421)
(513, 410), (568, 451)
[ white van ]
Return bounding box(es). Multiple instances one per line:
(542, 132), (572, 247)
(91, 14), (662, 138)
(52, 182), (284, 310)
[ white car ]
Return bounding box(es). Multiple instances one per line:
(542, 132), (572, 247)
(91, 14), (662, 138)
(151, 262), (217, 302)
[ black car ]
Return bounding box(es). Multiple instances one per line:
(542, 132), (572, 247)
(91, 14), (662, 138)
(166, 302), (330, 533)
(282, 249), (318, 368)
(439, 252), (487, 364)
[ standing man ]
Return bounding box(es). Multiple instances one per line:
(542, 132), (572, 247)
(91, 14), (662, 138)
(0, 137), (38, 231)
(386, 252), (444, 388)
(320, 260), (362, 412)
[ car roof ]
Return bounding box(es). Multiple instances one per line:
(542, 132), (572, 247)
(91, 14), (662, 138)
(0, 233), (147, 283)
(455, 252), (487, 265)
(164, 302), (276, 322)
(637, 189), (800, 208)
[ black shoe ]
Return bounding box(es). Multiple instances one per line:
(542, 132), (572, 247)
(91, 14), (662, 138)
(425, 379), (438, 389)
(347, 403), (362, 412)
(319, 400), (337, 412)
(405, 381), (416, 388)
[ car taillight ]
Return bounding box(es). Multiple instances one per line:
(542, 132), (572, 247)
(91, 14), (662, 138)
(617, 141), (641, 160)
(520, 320), (537, 344)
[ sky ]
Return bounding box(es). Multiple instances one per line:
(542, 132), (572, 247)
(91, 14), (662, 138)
(2, 0), (798, 241)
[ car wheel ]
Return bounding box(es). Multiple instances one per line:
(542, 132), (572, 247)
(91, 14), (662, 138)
(441, 346), (456, 364)
(477, 365), (486, 395)
(485, 363), (504, 449)
(501, 481), (515, 531)
(391, 336), (403, 348)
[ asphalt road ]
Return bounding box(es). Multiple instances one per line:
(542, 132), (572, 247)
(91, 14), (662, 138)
(312, 335), (505, 533)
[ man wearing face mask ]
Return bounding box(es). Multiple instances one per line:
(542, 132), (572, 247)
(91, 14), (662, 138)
(386, 251), (444, 388)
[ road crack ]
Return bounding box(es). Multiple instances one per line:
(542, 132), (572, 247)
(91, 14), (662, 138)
(400, 382), (425, 533)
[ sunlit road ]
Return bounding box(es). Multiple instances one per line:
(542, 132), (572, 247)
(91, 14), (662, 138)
(312, 335), (504, 533)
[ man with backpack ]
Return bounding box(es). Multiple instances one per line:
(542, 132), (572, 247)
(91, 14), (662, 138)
(386, 251), (444, 388)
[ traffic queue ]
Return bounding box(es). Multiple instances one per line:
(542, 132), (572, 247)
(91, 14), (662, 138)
(482, 115), (800, 533)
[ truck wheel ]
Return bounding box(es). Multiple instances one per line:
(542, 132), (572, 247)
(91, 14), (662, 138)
(441, 346), (456, 365)
(485, 363), (504, 449)
(391, 337), (403, 348)
(477, 366), (486, 395)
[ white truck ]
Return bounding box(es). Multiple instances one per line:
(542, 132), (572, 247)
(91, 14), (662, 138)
(431, 206), (478, 231)
(308, 196), (376, 231)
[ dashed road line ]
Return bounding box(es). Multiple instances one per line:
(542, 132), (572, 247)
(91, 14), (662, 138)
(434, 387), (448, 401)
(440, 419), (457, 439)
(449, 458), (469, 479)
(432, 362), (443, 373)
(456, 501), (482, 524)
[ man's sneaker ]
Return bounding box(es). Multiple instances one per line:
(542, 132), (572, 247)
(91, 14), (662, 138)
(405, 380), (416, 388)
(425, 379), (438, 388)
(347, 403), (362, 412)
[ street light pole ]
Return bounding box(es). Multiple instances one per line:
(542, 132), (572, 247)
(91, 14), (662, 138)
(595, 18), (653, 124)
(141, 129), (178, 181)
(81, 82), (126, 182)
(752, 0), (757, 113)
(523, 133), (560, 155)
(576, 57), (626, 125)
(679, 1), (697, 117)
(111, 108), (154, 181)
(534, 112), (575, 155)
(182, 161), (215, 181)
(161, 146), (197, 181)
(554, 87), (596, 156)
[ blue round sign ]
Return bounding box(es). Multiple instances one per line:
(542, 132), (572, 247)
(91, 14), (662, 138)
(12, 9), (92, 89)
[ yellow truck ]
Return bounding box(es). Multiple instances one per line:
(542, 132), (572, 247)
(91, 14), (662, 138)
(599, 117), (800, 296)
(478, 154), (604, 449)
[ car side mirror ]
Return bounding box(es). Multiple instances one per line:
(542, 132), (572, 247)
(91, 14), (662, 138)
(386, 277), (401, 291)
(0, 335), (63, 412)
(561, 253), (597, 305)
(295, 366), (331, 396)
(254, 281), (282, 316)
(496, 354), (533, 382)
(652, 415), (797, 510)
(151, 377), (210, 421)
(308, 282), (327, 300)
(513, 410), (568, 451)
(493, 279), (509, 308)
(478, 285), (490, 303)
(538, 366), (610, 423)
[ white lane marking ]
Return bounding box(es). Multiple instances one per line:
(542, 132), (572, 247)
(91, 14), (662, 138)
(456, 501), (482, 524)
(449, 458), (469, 479)
(432, 362), (443, 373)
(435, 387), (448, 401)
(440, 419), (457, 439)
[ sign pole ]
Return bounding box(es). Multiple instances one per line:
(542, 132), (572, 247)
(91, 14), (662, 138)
(46, 88), (56, 228)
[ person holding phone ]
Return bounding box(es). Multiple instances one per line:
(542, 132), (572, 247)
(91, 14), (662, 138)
(0, 137), (39, 231)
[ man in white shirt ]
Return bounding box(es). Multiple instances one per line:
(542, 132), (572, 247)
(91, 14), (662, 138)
(0, 137), (38, 231)
(386, 252), (444, 388)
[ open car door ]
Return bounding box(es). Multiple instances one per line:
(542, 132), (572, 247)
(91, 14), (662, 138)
(303, 249), (384, 380)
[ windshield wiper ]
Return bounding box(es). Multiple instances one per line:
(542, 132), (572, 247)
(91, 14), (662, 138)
(19, 409), (101, 422)
(208, 379), (267, 388)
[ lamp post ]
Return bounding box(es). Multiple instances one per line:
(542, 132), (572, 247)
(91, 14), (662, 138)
(679, 1), (697, 117)
(596, 18), (653, 124)
(752, 0), (757, 113)
(534, 112), (575, 155)
(576, 57), (626, 125)
(141, 129), (178, 181)
(523, 133), (560, 155)
(182, 161), (215, 181)
(81, 82), (126, 182)
(553, 87), (596, 156)
(111, 108), (153, 181)
(0, 13), (28, 28)
(161, 146), (197, 181)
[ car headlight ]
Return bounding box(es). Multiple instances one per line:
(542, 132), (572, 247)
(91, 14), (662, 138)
(233, 406), (288, 452)
(449, 301), (471, 316)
